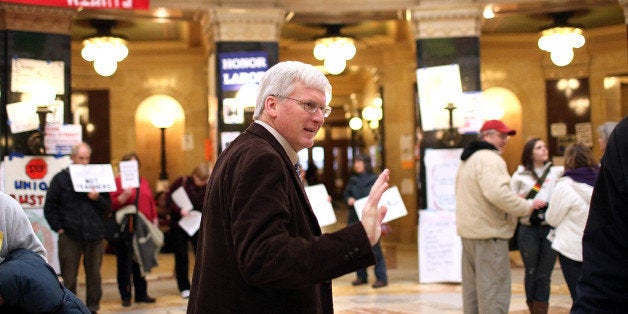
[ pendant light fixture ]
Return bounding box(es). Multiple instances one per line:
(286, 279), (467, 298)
(81, 19), (129, 77)
(313, 24), (356, 75)
(537, 12), (585, 67)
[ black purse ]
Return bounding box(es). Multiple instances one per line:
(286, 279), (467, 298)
(104, 188), (139, 243)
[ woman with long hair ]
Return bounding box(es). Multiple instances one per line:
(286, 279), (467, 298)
(546, 143), (599, 301)
(510, 138), (563, 313)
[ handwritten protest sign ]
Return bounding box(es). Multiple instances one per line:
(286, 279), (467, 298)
(69, 164), (116, 192)
(119, 160), (140, 189)
(418, 210), (462, 283)
(353, 186), (408, 223)
(304, 184), (336, 227)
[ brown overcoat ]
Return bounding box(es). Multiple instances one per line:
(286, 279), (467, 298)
(187, 122), (375, 313)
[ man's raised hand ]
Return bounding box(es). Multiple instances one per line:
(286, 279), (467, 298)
(360, 169), (390, 245)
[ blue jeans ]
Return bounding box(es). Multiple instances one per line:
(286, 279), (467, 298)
(356, 241), (387, 282)
(517, 224), (557, 302)
(558, 253), (582, 301)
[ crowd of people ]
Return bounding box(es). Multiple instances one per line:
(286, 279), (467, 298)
(37, 142), (211, 313)
(455, 117), (619, 314)
(1, 60), (625, 313)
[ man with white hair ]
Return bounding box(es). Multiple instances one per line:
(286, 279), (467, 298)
(188, 61), (391, 313)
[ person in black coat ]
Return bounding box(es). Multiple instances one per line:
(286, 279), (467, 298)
(44, 142), (111, 313)
(187, 61), (391, 313)
(571, 116), (628, 312)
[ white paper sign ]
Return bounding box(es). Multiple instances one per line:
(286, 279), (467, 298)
(119, 160), (140, 189)
(68, 164), (116, 192)
(11, 58), (65, 94)
(423, 148), (462, 211)
(5, 101), (38, 133)
(416, 64), (463, 132)
(418, 210), (462, 283)
(44, 123), (82, 155)
(171, 186), (194, 213)
(178, 211), (202, 236)
(353, 186), (408, 223)
(304, 184), (337, 227)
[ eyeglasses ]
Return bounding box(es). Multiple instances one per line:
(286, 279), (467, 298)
(271, 94), (332, 118)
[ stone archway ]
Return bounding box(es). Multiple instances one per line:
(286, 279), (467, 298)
(135, 94), (185, 192)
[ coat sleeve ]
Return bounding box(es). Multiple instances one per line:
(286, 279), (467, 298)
(510, 169), (524, 196)
(43, 173), (64, 232)
(0, 249), (64, 312)
(230, 151), (374, 289)
(479, 152), (530, 217)
(546, 181), (576, 227)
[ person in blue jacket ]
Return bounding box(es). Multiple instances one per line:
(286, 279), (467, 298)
(343, 154), (389, 288)
(0, 191), (89, 313)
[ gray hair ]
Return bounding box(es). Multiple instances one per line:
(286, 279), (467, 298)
(71, 142), (92, 156)
(252, 61), (332, 120)
(478, 129), (495, 139)
(597, 121), (618, 143)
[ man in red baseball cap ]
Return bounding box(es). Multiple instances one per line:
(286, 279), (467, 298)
(455, 119), (545, 313)
(480, 119), (516, 136)
(476, 119), (516, 153)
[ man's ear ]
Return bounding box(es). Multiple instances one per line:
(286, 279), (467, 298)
(264, 96), (279, 117)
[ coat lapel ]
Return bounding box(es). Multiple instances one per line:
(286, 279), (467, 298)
(245, 123), (322, 233)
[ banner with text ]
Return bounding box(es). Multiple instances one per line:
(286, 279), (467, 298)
(219, 51), (269, 92)
(1, 155), (71, 209)
(2, 0), (149, 9)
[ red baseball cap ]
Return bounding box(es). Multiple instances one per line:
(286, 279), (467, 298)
(480, 120), (516, 135)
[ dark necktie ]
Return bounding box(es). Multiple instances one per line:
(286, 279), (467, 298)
(295, 163), (301, 176)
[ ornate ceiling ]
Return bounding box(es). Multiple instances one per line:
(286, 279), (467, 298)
(67, 0), (626, 118)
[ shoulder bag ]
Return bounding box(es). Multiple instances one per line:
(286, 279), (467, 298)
(509, 166), (551, 250)
(104, 188), (139, 243)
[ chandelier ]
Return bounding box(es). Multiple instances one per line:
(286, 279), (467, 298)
(537, 12), (585, 67)
(313, 25), (356, 75)
(81, 20), (128, 77)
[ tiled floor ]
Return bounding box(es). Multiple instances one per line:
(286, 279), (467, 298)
(79, 207), (573, 313)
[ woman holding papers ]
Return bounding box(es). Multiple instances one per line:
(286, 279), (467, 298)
(343, 154), (389, 288)
(110, 153), (158, 307)
(165, 162), (210, 299)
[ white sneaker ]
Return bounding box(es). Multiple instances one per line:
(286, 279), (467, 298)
(180, 290), (190, 299)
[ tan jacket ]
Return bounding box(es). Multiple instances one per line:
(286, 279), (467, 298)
(455, 149), (531, 239)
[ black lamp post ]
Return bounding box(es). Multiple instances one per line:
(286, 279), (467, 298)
(151, 111), (174, 192)
(159, 127), (168, 180)
(35, 106), (51, 155)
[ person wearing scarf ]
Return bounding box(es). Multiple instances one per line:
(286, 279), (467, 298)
(545, 143), (599, 302)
